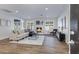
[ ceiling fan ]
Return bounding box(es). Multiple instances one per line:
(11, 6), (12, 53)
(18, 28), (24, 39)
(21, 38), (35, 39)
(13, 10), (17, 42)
(0, 8), (18, 13)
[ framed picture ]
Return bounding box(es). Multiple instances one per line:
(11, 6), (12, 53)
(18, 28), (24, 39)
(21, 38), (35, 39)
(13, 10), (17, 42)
(4, 20), (11, 26)
(0, 19), (1, 26)
(61, 18), (63, 31)
(5, 20), (8, 26)
(63, 16), (66, 29)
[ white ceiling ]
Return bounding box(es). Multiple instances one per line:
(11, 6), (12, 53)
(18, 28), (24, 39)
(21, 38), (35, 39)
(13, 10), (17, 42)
(0, 4), (69, 19)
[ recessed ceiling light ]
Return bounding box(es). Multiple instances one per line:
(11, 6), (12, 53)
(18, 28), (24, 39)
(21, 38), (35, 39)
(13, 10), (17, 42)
(45, 8), (48, 11)
(15, 10), (19, 13)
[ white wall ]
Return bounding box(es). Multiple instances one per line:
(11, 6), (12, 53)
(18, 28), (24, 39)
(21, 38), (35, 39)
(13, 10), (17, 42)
(0, 15), (13, 40)
(58, 5), (70, 44)
(0, 13), (22, 40)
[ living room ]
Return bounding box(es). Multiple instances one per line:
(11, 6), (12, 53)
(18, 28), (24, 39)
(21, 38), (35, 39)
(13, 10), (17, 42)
(0, 4), (70, 54)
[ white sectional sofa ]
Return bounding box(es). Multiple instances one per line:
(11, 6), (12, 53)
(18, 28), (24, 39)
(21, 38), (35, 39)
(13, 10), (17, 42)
(9, 31), (29, 41)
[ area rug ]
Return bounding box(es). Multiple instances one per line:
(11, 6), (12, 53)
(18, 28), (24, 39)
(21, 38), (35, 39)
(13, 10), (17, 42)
(10, 36), (45, 45)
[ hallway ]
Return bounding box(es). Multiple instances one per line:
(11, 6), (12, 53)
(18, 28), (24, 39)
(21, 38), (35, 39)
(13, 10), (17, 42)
(0, 36), (68, 54)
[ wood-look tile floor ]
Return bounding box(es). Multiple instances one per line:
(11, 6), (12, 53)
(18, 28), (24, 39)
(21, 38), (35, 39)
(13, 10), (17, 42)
(0, 36), (69, 54)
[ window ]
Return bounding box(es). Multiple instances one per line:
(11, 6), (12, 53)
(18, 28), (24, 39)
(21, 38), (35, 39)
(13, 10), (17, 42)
(45, 25), (49, 31)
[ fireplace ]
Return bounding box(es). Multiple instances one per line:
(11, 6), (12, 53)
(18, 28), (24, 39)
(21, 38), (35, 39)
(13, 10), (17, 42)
(36, 27), (42, 33)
